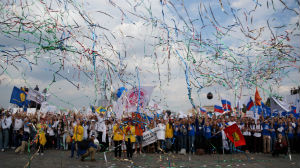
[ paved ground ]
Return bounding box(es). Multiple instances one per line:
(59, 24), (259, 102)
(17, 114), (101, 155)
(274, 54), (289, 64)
(0, 149), (299, 168)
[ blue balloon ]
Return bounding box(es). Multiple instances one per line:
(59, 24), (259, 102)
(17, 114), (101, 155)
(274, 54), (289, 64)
(117, 87), (127, 98)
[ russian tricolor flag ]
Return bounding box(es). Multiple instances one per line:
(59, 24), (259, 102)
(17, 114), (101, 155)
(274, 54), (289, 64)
(221, 99), (232, 111)
(291, 106), (296, 113)
(246, 97), (254, 111)
(200, 107), (207, 113)
(214, 105), (224, 113)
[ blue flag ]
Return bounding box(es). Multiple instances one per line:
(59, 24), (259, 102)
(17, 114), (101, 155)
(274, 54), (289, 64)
(10, 86), (29, 107)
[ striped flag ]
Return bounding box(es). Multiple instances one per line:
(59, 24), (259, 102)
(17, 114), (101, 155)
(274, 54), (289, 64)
(200, 107), (207, 113)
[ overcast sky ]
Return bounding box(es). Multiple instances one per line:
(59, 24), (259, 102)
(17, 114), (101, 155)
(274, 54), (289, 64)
(0, 0), (299, 112)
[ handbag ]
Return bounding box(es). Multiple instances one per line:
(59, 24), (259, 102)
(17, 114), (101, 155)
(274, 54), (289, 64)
(66, 135), (72, 143)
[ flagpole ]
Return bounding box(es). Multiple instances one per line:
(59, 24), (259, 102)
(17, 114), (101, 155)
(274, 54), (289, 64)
(136, 66), (141, 113)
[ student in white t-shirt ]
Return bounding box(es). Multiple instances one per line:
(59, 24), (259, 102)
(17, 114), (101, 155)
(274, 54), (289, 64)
(156, 119), (166, 153)
(13, 114), (23, 148)
(253, 120), (262, 153)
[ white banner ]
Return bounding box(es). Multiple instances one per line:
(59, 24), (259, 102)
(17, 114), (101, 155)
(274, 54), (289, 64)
(246, 110), (259, 119)
(286, 94), (300, 113)
(133, 127), (160, 149)
(40, 102), (57, 113)
(12, 108), (22, 114)
(27, 89), (49, 104)
(271, 97), (290, 113)
(27, 108), (36, 115)
(141, 127), (159, 147)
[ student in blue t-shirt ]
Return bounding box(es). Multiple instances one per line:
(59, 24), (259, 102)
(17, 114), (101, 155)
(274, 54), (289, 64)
(296, 120), (300, 153)
(173, 120), (181, 154)
(203, 121), (212, 154)
(187, 119), (195, 154)
(179, 119), (188, 152)
(276, 120), (286, 136)
(211, 120), (221, 154)
(287, 122), (295, 152)
(262, 119), (271, 153)
(269, 121), (277, 152)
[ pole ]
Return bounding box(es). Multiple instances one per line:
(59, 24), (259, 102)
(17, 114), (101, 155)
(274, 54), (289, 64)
(136, 67), (141, 113)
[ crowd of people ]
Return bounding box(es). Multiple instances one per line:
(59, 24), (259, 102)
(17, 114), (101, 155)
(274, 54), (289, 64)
(0, 107), (299, 162)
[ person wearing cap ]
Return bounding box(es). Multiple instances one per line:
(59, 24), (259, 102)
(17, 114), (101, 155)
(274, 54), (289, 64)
(124, 120), (135, 160)
(89, 119), (97, 139)
(80, 135), (98, 162)
(15, 129), (29, 154)
(113, 120), (123, 159)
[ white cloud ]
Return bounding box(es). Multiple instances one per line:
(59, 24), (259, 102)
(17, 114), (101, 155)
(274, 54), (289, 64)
(0, 0), (299, 112)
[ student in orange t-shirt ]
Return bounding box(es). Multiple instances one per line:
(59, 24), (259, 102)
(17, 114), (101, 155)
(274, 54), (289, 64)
(134, 121), (144, 154)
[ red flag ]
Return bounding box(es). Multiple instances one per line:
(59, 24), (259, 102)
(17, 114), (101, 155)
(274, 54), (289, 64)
(255, 87), (262, 106)
(224, 124), (246, 147)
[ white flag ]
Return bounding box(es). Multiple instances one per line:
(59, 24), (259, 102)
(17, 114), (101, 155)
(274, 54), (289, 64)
(27, 89), (49, 104)
(125, 86), (155, 113)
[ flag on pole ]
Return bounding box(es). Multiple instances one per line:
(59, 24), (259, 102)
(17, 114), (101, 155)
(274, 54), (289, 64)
(255, 87), (262, 106)
(221, 99), (232, 111)
(10, 86), (29, 107)
(236, 99), (241, 113)
(291, 106), (296, 113)
(200, 107), (207, 113)
(27, 88), (48, 104)
(224, 123), (246, 147)
(214, 105), (224, 113)
(246, 97), (254, 111)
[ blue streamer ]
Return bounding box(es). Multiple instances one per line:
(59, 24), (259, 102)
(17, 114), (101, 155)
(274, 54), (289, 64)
(176, 50), (196, 108)
(136, 67), (141, 112)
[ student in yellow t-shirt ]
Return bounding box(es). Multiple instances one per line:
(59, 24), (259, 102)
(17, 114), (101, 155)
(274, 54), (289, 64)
(113, 120), (123, 159)
(37, 119), (47, 155)
(124, 120), (135, 160)
(165, 120), (174, 153)
(71, 120), (83, 158)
